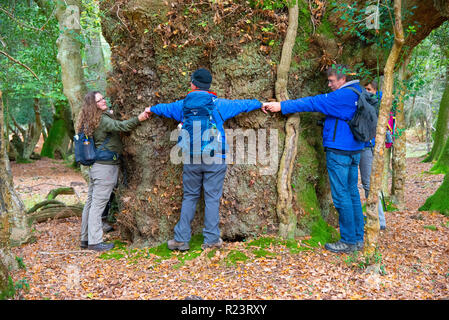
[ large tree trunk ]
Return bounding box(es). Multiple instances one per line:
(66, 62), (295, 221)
(365, 0), (405, 255)
(99, 0), (448, 246)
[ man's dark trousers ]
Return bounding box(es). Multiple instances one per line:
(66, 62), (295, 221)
(174, 160), (227, 245)
(326, 150), (364, 245)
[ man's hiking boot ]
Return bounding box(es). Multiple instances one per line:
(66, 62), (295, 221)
(201, 238), (223, 250)
(324, 240), (355, 253)
(355, 241), (364, 251)
(167, 239), (190, 251)
(80, 241), (88, 249)
(88, 242), (114, 252)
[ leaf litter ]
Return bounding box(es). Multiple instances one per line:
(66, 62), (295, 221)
(9, 155), (449, 300)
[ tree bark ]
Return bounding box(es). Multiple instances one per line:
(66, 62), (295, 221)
(419, 170), (449, 215)
(365, 0), (405, 256)
(55, 0), (87, 129)
(22, 98), (43, 160)
(40, 102), (73, 159)
(381, 147), (392, 197)
(429, 81), (449, 173)
(275, 2), (299, 239)
(0, 90), (20, 297)
(391, 56), (411, 210)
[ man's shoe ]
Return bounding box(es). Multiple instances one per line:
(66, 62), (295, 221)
(324, 240), (355, 253)
(380, 225), (386, 230)
(80, 241), (88, 249)
(355, 241), (364, 251)
(201, 238), (223, 250)
(88, 242), (114, 252)
(167, 239), (190, 251)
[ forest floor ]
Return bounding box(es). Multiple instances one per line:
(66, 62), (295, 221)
(8, 136), (449, 300)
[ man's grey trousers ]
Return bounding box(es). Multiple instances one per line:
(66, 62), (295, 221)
(174, 162), (227, 245)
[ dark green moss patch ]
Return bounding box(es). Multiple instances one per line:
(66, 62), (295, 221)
(419, 174), (449, 216)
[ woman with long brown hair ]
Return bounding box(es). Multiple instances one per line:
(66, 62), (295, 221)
(79, 91), (150, 251)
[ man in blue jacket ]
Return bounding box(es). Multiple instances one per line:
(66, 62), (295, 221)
(146, 68), (262, 251)
(263, 64), (365, 253)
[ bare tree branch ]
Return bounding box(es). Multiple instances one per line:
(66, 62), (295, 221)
(0, 50), (40, 80)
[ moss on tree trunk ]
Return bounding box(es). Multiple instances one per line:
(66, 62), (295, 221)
(429, 81), (449, 173)
(419, 173), (449, 216)
(41, 103), (73, 159)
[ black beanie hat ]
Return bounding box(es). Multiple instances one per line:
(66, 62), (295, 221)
(191, 68), (212, 90)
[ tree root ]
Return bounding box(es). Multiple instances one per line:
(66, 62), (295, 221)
(26, 187), (83, 224)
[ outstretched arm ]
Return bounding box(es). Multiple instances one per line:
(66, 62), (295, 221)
(216, 99), (262, 121)
(263, 89), (357, 120)
(146, 100), (183, 122)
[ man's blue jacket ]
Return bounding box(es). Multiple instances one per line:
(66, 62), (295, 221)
(150, 90), (262, 157)
(281, 80), (365, 152)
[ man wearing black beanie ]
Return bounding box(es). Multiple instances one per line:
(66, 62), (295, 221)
(191, 68), (213, 90)
(146, 68), (263, 251)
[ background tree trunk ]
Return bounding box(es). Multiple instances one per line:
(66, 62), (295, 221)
(40, 102), (73, 159)
(419, 171), (449, 215)
(391, 56), (411, 210)
(22, 98), (43, 160)
(381, 147), (392, 197)
(55, 0), (87, 129)
(429, 81), (449, 173)
(365, 0), (405, 255)
(0, 91), (19, 298)
(424, 81), (449, 163)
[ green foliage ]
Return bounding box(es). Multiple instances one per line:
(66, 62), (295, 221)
(0, 1), (65, 130)
(15, 256), (26, 270)
(344, 249), (386, 275)
(225, 250), (249, 266)
(249, 0), (289, 10)
(406, 21), (449, 131)
(302, 218), (339, 248)
(0, 276), (30, 300)
(419, 174), (449, 216)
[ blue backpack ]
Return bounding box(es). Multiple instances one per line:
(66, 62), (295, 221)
(74, 131), (117, 165)
(74, 131), (96, 166)
(177, 91), (222, 157)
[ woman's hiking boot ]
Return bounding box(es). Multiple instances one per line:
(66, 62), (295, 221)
(88, 242), (114, 252)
